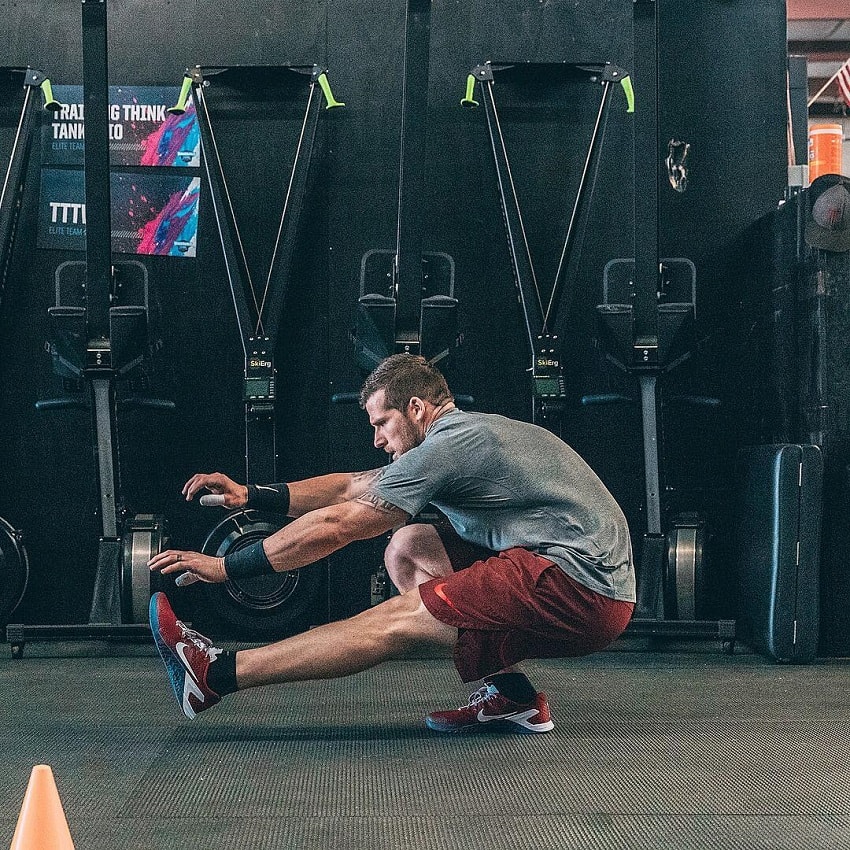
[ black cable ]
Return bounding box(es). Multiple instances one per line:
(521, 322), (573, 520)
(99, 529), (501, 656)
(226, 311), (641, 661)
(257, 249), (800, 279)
(256, 82), (317, 337)
(544, 80), (611, 333)
(195, 83), (265, 335)
(488, 79), (546, 322)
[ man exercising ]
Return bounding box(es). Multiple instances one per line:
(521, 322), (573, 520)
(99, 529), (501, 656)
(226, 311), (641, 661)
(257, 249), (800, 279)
(148, 353), (635, 732)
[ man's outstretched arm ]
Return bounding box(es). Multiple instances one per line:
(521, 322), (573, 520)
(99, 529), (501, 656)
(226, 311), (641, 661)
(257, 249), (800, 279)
(149, 489), (408, 583)
(181, 469), (386, 516)
(287, 468), (385, 516)
(262, 493), (408, 569)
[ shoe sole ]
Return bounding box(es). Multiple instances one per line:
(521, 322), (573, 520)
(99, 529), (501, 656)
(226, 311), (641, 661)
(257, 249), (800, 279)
(425, 716), (554, 734)
(149, 593), (193, 719)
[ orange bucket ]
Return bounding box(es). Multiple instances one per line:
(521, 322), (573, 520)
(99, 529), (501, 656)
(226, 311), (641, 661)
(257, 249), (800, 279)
(808, 123), (844, 181)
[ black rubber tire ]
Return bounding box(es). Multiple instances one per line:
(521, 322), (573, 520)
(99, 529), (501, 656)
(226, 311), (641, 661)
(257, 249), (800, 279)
(198, 509), (325, 640)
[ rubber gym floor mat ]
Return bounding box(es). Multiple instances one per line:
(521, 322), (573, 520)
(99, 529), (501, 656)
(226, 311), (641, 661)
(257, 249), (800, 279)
(3, 650), (850, 849)
(55, 814), (850, 850)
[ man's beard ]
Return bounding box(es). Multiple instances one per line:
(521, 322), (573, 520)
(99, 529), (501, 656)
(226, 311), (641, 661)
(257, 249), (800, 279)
(393, 415), (422, 459)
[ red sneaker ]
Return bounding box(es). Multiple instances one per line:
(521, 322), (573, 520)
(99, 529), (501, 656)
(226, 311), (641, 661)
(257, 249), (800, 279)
(425, 684), (554, 734)
(149, 592), (222, 719)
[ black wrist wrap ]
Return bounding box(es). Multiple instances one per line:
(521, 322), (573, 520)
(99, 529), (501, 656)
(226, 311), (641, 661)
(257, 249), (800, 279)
(246, 482), (290, 514)
(224, 540), (275, 580)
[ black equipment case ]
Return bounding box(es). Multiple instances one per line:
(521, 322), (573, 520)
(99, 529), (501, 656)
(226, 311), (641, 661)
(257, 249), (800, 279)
(735, 444), (823, 663)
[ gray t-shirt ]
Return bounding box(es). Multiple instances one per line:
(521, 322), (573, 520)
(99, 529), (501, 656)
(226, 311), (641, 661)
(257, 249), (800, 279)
(369, 408), (635, 602)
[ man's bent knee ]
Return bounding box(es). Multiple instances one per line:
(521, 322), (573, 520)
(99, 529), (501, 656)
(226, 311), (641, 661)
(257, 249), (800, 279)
(384, 524), (437, 567)
(383, 524), (451, 592)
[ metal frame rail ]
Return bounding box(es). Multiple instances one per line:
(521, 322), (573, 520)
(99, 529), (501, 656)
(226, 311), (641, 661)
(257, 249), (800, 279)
(464, 59), (632, 425)
(173, 63), (341, 482)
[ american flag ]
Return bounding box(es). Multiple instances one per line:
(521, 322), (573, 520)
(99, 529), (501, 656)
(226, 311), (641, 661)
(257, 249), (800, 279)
(837, 57), (850, 108)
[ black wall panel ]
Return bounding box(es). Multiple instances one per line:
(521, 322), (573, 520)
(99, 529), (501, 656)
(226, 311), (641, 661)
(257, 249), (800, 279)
(650, 2), (789, 602)
(468, 0), (629, 64)
(0, 0), (788, 627)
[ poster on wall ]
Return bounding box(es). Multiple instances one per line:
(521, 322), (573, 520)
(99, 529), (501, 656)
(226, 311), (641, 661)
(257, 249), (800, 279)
(111, 173), (200, 256)
(43, 85), (200, 167)
(38, 168), (200, 257)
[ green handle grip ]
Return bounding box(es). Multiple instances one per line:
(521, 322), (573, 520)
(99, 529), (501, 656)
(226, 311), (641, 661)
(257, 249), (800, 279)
(620, 75), (634, 114)
(460, 74), (479, 107)
(317, 72), (345, 109)
(168, 75), (193, 115)
(40, 78), (61, 113)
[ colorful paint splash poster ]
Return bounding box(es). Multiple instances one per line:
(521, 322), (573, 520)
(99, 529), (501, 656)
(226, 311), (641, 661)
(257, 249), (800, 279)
(112, 173), (200, 256)
(38, 168), (200, 257)
(43, 85), (200, 167)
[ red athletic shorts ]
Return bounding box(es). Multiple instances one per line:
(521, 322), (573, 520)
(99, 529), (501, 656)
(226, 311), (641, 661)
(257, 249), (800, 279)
(418, 524), (634, 682)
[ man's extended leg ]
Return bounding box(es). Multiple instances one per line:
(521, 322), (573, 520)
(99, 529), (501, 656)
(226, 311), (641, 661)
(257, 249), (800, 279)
(236, 589), (456, 687)
(150, 589), (457, 719)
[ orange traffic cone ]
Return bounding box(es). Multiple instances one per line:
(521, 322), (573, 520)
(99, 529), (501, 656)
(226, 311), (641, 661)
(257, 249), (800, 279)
(9, 765), (75, 850)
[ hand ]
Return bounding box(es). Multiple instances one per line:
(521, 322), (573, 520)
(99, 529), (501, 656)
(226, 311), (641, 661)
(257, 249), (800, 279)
(148, 549), (227, 584)
(182, 472), (248, 507)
